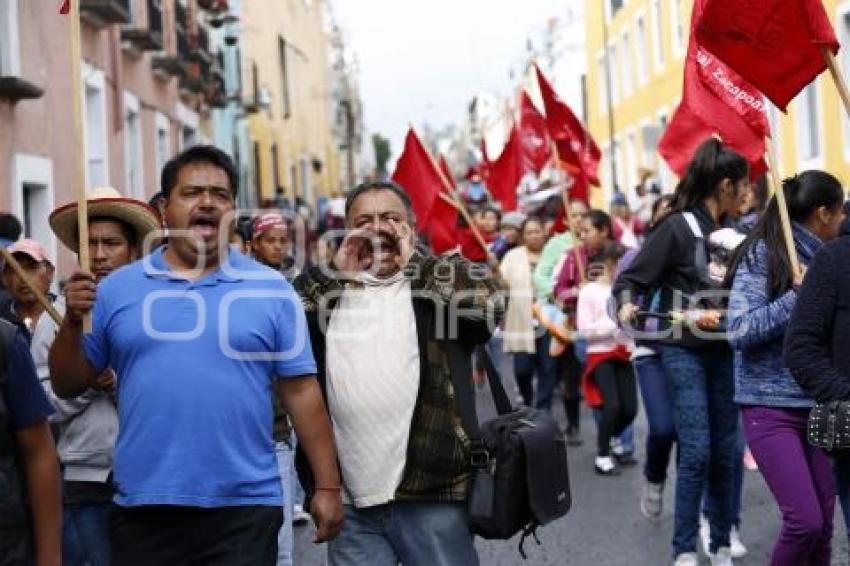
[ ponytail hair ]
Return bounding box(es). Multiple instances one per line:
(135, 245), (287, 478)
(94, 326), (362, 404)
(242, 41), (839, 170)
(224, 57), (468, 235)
(726, 170), (844, 298)
(670, 138), (750, 213)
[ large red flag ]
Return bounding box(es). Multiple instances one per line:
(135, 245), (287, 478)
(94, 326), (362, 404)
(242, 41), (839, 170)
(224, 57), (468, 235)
(659, 0), (769, 176)
(696, 0), (839, 111)
(391, 129), (458, 253)
(438, 154), (457, 190)
(487, 125), (523, 212)
(535, 64), (601, 187)
(518, 91), (552, 174)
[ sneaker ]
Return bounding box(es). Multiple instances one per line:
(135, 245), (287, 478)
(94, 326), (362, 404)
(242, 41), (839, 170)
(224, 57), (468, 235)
(594, 456), (620, 476)
(708, 546), (733, 566)
(566, 426), (583, 446)
(610, 439), (637, 464)
(699, 515), (711, 556)
(292, 504), (310, 525)
(730, 526), (748, 558)
(673, 552), (699, 566)
(640, 481), (664, 519)
(593, 456), (620, 476)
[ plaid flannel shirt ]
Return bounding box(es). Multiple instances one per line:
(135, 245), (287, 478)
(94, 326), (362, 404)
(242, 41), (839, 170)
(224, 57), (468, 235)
(294, 250), (505, 503)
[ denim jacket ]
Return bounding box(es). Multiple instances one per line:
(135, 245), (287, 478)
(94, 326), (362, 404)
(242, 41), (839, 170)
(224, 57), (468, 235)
(728, 223), (822, 408)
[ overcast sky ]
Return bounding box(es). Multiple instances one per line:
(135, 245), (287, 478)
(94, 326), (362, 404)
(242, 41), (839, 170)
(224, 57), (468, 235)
(332, 0), (577, 162)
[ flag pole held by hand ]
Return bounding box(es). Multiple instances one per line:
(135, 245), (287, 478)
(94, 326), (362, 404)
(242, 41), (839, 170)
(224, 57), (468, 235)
(0, 248), (62, 326)
(69, 0), (92, 332)
(764, 137), (801, 278)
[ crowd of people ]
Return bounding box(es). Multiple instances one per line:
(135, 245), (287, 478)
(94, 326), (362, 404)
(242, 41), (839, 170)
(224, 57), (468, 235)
(1, 138), (850, 566)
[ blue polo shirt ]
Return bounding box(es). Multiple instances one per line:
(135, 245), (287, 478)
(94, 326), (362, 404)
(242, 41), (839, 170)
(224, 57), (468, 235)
(84, 248), (317, 507)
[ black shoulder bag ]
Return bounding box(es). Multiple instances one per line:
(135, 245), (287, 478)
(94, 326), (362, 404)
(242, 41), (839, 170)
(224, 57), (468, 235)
(445, 342), (571, 558)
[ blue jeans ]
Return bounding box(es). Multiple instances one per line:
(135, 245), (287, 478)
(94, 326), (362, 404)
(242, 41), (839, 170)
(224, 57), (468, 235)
(703, 422), (745, 529)
(513, 333), (559, 409)
(663, 345), (738, 556)
(328, 501), (478, 566)
(635, 353), (676, 484)
(63, 502), (111, 566)
(275, 439), (296, 566)
(836, 454), (850, 541)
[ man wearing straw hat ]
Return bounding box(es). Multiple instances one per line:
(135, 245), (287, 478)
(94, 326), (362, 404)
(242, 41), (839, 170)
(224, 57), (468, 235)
(30, 186), (160, 566)
(48, 145), (342, 564)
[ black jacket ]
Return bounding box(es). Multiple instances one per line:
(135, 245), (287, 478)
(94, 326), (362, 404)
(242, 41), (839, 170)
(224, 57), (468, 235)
(784, 236), (850, 402)
(612, 205), (727, 348)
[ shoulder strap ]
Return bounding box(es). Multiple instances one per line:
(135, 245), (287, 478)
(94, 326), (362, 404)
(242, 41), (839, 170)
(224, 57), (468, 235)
(445, 341), (514, 444)
(682, 212), (704, 239)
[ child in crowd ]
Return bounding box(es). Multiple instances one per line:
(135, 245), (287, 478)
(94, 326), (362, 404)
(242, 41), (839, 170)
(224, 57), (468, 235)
(576, 242), (636, 476)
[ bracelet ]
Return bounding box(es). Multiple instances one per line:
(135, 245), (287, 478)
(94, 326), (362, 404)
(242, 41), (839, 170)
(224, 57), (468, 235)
(315, 486), (342, 491)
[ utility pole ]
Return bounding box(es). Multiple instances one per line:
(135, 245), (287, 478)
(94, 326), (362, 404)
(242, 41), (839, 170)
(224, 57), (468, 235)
(340, 100), (355, 189)
(600, 2), (620, 194)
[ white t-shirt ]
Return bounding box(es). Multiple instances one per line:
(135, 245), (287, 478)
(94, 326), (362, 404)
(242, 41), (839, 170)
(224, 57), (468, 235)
(325, 272), (420, 507)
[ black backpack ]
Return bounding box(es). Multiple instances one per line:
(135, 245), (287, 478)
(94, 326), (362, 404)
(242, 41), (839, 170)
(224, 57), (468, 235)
(446, 342), (571, 558)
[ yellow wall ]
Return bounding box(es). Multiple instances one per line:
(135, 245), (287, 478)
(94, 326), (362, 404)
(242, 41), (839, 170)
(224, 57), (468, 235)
(585, 0), (850, 207)
(241, 0), (337, 204)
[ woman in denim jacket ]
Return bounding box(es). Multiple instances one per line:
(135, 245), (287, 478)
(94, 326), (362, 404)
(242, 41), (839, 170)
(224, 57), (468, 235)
(727, 171), (845, 566)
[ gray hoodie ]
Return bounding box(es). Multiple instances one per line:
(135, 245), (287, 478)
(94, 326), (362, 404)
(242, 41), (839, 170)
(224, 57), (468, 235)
(30, 297), (117, 483)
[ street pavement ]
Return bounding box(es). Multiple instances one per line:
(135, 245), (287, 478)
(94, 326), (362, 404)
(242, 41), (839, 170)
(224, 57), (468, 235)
(294, 366), (850, 565)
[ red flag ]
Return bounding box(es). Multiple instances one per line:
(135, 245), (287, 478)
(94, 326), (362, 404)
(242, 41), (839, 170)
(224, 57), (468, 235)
(427, 195), (459, 254)
(696, 0), (839, 111)
(487, 125), (524, 212)
(659, 0), (769, 176)
(60, 0), (70, 13)
(391, 129), (458, 253)
(535, 64), (601, 186)
(438, 154), (457, 190)
(659, 105), (767, 180)
(518, 91), (552, 174)
(392, 129), (443, 227)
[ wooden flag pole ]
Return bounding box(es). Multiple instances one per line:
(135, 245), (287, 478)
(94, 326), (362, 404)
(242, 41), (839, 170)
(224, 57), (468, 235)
(70, 0), (92, 332)
(550, 140), (586, 283)
(765, 137), (801, 278)
(409, 126), (490, 253)
(0, 248), (62, 325)
(822, 47), (850, 119)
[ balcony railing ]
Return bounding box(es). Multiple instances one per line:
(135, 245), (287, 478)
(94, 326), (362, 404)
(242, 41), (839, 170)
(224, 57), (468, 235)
(121, 0), (163, 51)
(80, 0), (131, 27)
(191, 25), (213, 64)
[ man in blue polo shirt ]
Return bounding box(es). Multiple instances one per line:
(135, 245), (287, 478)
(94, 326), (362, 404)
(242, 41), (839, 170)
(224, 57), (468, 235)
(49, 146), (343, 565)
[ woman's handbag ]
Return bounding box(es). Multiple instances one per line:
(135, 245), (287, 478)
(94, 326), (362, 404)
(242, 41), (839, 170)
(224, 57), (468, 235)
(807, 401), (850, 452)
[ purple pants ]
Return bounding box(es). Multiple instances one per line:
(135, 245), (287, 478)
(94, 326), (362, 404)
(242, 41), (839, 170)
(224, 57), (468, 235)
(742, 405), (835, 566)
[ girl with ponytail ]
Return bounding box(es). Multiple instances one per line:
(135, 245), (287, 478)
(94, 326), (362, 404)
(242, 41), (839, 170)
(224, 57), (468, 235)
(613, 138), (751, 565)
(728, 171), (845, 565)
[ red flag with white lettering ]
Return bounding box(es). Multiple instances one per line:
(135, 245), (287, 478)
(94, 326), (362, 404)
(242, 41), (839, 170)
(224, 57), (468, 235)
(659, 0), (769, 175)
(535, 64), (601, 187)
(696, 0), (839, 111)
(518, 91), (552, 174)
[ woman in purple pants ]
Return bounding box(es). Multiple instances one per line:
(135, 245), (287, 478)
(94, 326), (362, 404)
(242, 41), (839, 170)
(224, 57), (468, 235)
(727, 171), (845, 566)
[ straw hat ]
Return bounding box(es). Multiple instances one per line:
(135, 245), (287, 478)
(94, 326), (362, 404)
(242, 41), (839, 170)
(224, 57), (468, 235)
(49, 187), (162, 253)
